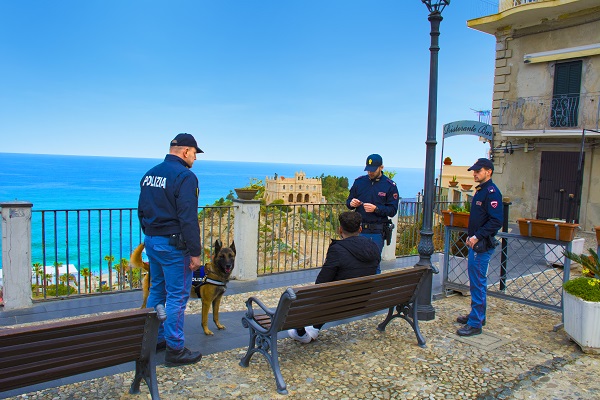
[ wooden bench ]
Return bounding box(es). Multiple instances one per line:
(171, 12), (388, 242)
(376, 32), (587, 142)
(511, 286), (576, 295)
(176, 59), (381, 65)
(0, 308), (162, 399)
(239, 266), (431, 394)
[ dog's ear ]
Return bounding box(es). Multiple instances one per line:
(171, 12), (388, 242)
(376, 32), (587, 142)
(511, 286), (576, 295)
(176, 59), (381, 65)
(214, 239), (223, 255)
(230, 241), (236, 255)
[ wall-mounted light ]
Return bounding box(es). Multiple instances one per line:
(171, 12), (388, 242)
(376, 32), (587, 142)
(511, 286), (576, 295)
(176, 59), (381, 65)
(524, 43), (600, 64)
(504, 141), (514, 155)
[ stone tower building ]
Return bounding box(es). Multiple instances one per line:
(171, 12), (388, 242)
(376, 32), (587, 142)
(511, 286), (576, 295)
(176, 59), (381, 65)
(264, 171), (325, 204)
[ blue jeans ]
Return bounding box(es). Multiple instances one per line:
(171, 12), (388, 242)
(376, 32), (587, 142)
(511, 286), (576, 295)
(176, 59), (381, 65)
(360, 232), (384, 274)
(144, 235), (192, 351)
(467, 246), (495, 329)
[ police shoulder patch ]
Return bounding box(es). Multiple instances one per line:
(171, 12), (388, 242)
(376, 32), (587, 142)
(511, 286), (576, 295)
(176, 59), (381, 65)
(488, 186), (496, 193)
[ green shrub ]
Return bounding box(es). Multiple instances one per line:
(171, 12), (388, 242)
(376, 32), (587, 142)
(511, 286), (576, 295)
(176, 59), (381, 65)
(563, 277), (600, 302)
(46, 284), (76, 296)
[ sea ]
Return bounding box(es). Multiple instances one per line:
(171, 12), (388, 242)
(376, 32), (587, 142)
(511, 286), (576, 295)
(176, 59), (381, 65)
(0, 153), (425, 274)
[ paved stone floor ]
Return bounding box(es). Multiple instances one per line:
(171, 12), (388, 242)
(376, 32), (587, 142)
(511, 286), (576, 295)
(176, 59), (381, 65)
(2, 288), (599, 399)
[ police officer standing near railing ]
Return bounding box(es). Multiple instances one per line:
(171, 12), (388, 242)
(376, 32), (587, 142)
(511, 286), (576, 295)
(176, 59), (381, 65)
(456, 158), (503, 337)
(347, 154), (399, 273)
(138, 133), (204, 366)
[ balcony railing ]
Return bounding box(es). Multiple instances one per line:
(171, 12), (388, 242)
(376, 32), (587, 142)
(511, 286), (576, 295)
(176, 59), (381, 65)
(499, 93), (600, 131)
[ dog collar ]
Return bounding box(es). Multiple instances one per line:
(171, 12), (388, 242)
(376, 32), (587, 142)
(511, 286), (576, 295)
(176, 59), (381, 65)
(205, 278), (227, 286)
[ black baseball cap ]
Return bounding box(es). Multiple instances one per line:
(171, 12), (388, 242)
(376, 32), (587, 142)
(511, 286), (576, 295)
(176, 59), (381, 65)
(467, 158), (494, 171)
(170, 133), (204, 153)
(364, 154), (383, 172)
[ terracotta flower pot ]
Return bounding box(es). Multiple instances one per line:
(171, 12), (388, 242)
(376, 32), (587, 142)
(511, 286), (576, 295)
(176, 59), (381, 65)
(460, 184), (473, 191)
(517, 218), (579, 242)
(234, 188), (259, 200)
(449, 181), (458, 187)
(442, 210), (469, 228)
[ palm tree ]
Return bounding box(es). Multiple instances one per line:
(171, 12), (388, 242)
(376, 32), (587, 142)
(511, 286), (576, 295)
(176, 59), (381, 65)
(80, 267), (91, 293)
(104, 255), (115, 288)
(32, 262), (43, 290)
(52, 262), (63, 287)
(119, 258), (129, 288)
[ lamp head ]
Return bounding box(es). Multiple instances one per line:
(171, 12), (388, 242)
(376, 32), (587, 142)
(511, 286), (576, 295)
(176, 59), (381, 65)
(421, 0), (450, 14)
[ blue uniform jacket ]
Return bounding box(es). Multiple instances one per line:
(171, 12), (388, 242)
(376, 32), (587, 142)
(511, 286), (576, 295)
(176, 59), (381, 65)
(138, 154), (201, 257)
(346, 173), (399, 224)
(468, 179), (503, 240)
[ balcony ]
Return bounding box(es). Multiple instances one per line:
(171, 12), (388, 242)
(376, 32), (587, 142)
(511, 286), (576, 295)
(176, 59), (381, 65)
(498, 93), (600, 134)
(468, 0), (599, 34)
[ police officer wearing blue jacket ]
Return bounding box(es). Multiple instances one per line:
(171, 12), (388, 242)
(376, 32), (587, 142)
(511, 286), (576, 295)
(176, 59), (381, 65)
(138, 133), (204, 366)
(347, 154), (399, 273)
(456, 158), (503, 337)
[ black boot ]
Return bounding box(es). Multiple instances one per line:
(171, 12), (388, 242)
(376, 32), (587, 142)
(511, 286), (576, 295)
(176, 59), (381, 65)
(165, 346), (202, 367)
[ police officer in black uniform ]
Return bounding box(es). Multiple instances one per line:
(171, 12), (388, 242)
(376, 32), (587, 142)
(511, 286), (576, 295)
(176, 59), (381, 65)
(138, 133), (204, 366)
(456, 158), (503, 337)
(346, 154), (399, 273)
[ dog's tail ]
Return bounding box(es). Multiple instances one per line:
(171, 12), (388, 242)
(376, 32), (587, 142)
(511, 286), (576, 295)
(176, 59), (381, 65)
(130, 243), (149, 272)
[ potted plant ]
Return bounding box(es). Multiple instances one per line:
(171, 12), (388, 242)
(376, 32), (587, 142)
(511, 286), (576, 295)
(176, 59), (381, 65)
(443, 156), (452, 166)
(441, 202), (470, 229)
(562, 249), (600, 354)
(234, 178), (263, 200)
(449, 176), (458, 187)
(460, 183), (473, 191)
(517, 218), (579, 242)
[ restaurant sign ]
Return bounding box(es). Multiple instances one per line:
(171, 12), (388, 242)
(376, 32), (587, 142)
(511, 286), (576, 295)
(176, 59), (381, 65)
(443, 120), (493, 141)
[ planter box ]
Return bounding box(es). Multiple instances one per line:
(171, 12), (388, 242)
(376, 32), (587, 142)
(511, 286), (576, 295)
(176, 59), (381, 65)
(563, 290), (600, 354)
(442, 210), (469, 228)
(544, 238), (585, 267)
(517, 218), (579, 242)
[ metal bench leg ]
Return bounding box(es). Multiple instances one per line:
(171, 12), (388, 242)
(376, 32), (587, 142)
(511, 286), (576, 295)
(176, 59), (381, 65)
(239, 324), (288, 395)
(377, 304), (426, 348)
(130, 358), (161, 400)
(377, 307), (396, 331)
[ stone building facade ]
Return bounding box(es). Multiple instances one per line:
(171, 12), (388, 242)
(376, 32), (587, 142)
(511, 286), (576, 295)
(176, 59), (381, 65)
(468, 0), (600, 230)
(264, 171), (325, 204)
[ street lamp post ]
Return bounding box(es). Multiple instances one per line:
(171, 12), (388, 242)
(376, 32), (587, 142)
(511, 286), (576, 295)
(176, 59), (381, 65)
(415, 0), (449, 321)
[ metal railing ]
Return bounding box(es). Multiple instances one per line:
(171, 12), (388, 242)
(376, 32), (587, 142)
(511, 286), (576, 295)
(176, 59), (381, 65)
(26, 199), (466, 300)
(31, 206), (234, 300)
(258, 203), (347, 274)
(396, 199), (463, 257)
(499, 93), (600, 131)
(443, 226), (574, 311)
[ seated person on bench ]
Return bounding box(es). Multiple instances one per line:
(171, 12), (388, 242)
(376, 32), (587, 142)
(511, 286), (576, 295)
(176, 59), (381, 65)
(288, 211), (381, 343)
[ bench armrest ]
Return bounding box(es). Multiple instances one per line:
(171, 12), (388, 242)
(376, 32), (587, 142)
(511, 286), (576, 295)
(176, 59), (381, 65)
(245, 296), (276, 318)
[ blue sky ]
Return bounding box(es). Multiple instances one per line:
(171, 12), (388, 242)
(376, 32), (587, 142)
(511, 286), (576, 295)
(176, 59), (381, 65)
(0, 0), (498, 168)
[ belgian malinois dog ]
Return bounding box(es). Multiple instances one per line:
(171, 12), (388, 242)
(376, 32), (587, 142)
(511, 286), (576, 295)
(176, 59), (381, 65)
(131, 240), (236, 336)
(191, 239), (236, 335)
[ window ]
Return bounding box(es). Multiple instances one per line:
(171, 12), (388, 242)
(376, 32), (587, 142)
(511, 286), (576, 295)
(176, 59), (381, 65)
(551, 60), (582, 128)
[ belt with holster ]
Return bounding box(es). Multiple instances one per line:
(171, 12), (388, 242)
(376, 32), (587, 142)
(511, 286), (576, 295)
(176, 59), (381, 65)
(362, 223), (384, 232)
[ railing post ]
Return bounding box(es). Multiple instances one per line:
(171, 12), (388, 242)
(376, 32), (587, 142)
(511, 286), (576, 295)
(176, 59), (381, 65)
(499, 198), (511, 292)
(232, 199), (260, 281)
(1, 201), (34, 310)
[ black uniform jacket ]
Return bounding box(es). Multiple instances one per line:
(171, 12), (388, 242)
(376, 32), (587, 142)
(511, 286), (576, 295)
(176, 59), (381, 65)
(138, 154), (201, 257)
(315, 235), (381, 284)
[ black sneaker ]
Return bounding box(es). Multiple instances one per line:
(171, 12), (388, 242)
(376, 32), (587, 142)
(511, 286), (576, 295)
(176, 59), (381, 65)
(456, 324), (482, 337)
(456, 314), (486, 326)
(165, 346), (202, 367)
